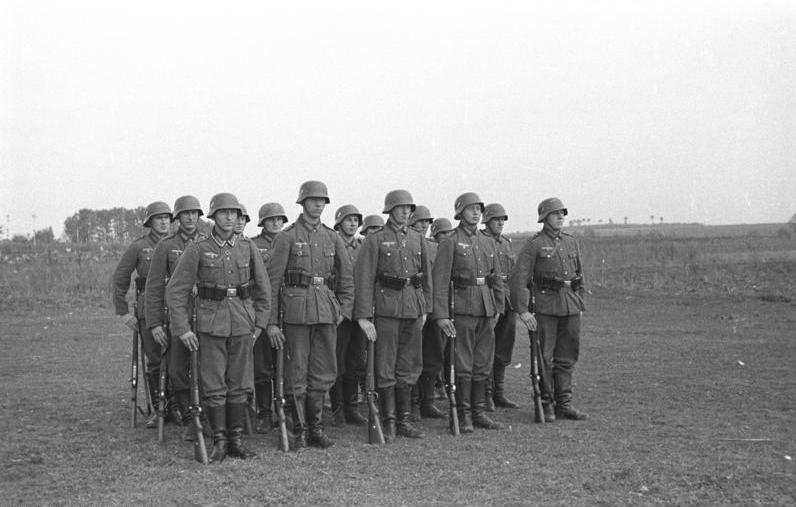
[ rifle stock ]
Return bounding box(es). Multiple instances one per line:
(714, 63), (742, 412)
(157, 309), (169, 442)
(529, 328), (545, 423)
(275, 286), (290, 452)
(366, 339), (385, 444)
(130, 327), (139, 429)
(190, 350), (209, 465)
(447, 280), (460, 436)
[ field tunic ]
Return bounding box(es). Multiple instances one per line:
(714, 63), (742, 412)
(353, 219), (432, 320)
(112, 230), (164, 319)
(425, 238), (439, 266)
(252, 231), (277, 265)
(340, 234), (363, 266)
(144, 229), (201, 329)
(509, 228), (585, 316)
(166, 230), (271, 337)
(480, 229), (515, 311)
(431, 224), (505, 320)
(266, 215), (354, 326)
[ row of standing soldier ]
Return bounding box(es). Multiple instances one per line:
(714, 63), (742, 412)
(113, 182), (587, 463)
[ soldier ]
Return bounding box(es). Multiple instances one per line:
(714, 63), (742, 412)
(510, 197), (588, 421)
(480, 203), (520, 411)
(360, 214), (385, 236)
(251, 202), (288, 433)
(234, 204), (251, 236)
(417, 217), (455, 418)
(355, 190), (431, 441)
(329, 204), (368, 427)
(432, 192), (505, 433)
(265, 181), (354, 449)
(144, 195), (205, 440)
(166, 192), (271, 463)
(113, 200), (172, 428)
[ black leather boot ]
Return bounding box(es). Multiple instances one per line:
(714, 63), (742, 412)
(419, 374), (446, 419)
(472, 380), (505, 430)
(207, 405), (227, 463)
(145, 372), (159, 428)
(456, 378), (474, 433)
(409, 384), (421, 422)
(543, 402), (556, 422)
(254, 380), (273, 434)
(227, 403), (257, 458)
(343, 378), (367, 426)
(485, 373), (496, 412)
(396, 384), (425, 439)
(379, 387), (396, 443)
(290, 393), (307, 450)
(329, 379), (345, 427)
(175, 390), (195, 441)
(493, 363), (519, 409)
(307, 391), (334, 448)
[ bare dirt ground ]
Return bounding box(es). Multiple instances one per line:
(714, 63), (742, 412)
(1, 289), (794, 506)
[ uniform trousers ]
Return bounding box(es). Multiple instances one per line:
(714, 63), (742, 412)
(452, 315), (495, 382)
(198, 332), (253, 408)
(284, 323), (336, 396)
(493, 309), (517, 368)
(536, 313), (581, 405)
(168, 333), (191, 391)
(336, 318), (366, 382)
(138, 324), (162, 375)
(253, 334), (275, 384)
(421, 319), (446, 377)
(374, 316), (423, 389)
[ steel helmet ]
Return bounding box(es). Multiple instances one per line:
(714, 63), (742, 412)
(334, 204), (363, 228)
(296, 180), (330, 204)
(410, 205), (433, 226)
(382, 189), (416, 214)
(172, 195), (203, 219)
(430, 218), (454, 238)
(361, 214), (385, 231)
(143, 201), (173, 227)
(453, 192), (484, 220)
(482, 203), (508, 224)
(239, 204), (251, 223)
(207, 192), (244, 219)
(537, 197), (567, 223)
(257, 202), (288, 226)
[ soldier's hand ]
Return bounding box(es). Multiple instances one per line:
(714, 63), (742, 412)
(266, 324), (285, 349)
(357, 319), (377, 342)
(420, 314), (427, 327)
(180, 331), (198, 351)
(518, 311), (537, 331)
(120, 313), (138, 332)
(336, 314), (345, 326)
(253, 326), (263, 347)
(436, 318), (456, 338)
(152, 326), (168, 347)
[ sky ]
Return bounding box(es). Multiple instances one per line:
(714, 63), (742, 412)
(1, 0), (794, 239)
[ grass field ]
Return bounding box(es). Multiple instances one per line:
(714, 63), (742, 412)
(1, 289), (794, 506)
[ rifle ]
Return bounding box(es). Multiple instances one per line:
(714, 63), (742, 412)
(528, 297), (549, 423)
(130, 323), (139, 429)
(156, 308), (170, 442)
(189, 299), (209, 464)
(275, 287), (290, 452)
(447, 280), (460, 436)
(366, 339), (385, 444)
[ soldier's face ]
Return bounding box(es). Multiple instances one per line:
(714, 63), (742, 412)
(340, 215), (360, 236)
(412, 219), (431, 236)
(234, 215), (248, 234)
(460, 204), (482, 226)
(390, 205), (412, 226)
(545, 210), (565, 231)
(263, 216), (284, 234)
(302, 198), (326, 220)
(214, 208), (238, 234)
(150, 214), (171, 234)
(178, 211), (199, 233)
(487, 217), (505, 236)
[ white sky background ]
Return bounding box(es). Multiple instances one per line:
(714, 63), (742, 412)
(1, 0), (794, 238)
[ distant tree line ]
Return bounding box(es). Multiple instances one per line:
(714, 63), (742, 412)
(59, 207), (213, 243)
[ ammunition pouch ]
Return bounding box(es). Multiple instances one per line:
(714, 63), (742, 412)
(377, 273), (423, 290)
(284, 270), (336, 291)
(197, 282), (252, 301)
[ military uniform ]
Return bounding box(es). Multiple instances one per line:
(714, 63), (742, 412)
(480, 227), (518, 408)
(267, 214), (354, 446)
(251, 230), (277, 430)
(355, 212), (431, 439)
(510, 228), (586, 415)
(167, 222), (271, 461)
(113, 229), (167, 388)
(418, 235), (447, 418)
(432, 221), (505, 430)
(144, 228), (203, 431)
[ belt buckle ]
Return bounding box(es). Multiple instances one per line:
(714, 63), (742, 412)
(311, 276), (324, 285)
(563, 280), (572, 288)
(226, 287), (238, 297)
(475, 277), (486, 286)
